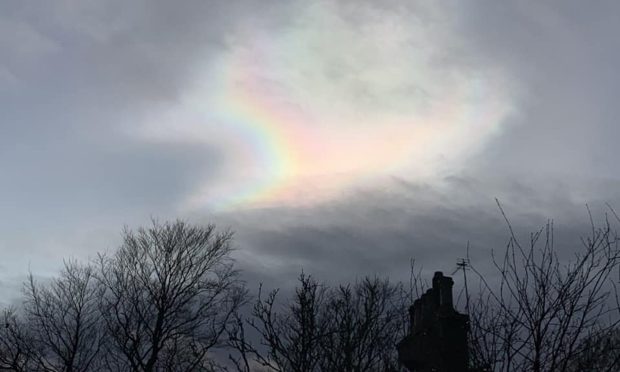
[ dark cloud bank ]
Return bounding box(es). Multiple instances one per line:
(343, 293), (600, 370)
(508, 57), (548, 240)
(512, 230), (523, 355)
(215, 175), (620, 294)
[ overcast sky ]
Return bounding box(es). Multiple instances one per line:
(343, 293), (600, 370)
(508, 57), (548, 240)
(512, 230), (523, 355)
(2, 0), (620, 303)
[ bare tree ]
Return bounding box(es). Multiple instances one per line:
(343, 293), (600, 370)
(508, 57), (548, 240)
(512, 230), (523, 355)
(0, 308), (36, 371)
(96, 220), (245, 372)
(567, 328), (620, 371)
(22, 261), (103, 372)
(228, 273), (329, 372)
(468, 204), (620, 372)
(228, 275), (408, 372)
(319, 277), (404, 372)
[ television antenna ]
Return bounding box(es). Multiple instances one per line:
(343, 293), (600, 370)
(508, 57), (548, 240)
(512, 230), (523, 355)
(452, 243), (472, 313)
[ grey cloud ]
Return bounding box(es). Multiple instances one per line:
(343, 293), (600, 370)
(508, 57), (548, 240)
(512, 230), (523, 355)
(2, 0), (620, 305)
(0, 136), (223, 303)
(0, 0), (300, 298)
(0, 138), (221, 222)
(1, 0), (296, 111)
(215, 175), (612, 293)
(457, 1), (620, 178)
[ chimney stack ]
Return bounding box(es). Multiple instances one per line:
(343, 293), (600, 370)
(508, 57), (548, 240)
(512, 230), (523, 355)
(398, 271), (469, 372)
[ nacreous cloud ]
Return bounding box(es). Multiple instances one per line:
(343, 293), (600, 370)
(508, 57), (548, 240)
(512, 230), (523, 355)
(133, 1), (515, 212)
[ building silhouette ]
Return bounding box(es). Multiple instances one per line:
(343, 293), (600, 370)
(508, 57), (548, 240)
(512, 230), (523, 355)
(397, 271), (469, 372)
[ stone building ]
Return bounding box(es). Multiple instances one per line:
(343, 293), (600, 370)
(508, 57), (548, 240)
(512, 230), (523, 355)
(397, 271), (469, 372)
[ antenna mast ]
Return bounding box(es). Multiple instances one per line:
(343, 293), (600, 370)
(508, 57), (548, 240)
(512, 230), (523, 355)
(455, 243), (472, 314)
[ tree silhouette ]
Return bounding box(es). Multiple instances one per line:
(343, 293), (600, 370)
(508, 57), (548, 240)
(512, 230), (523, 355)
(1, 213), (620, 371)
(95, 220), (245, 372)
(0, 308), (35, 371)
(228, 273), (328, 372)
(228, 275), (406, 372)
(319, 277), (403, 372)
(23, 261), (103, 372)
(468, 206), (620, 372)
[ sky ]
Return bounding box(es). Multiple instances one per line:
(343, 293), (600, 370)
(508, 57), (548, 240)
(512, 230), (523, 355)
(2, 0), (620, 302)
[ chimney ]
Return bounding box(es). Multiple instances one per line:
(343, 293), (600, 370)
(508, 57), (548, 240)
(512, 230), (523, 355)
(440, 275), (454, 309)
(398, 271), (469, 372)
(411, 299), (423, 332)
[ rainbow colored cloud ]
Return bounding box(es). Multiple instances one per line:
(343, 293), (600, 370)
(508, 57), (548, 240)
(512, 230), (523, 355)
(133, 1), (513, 211)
